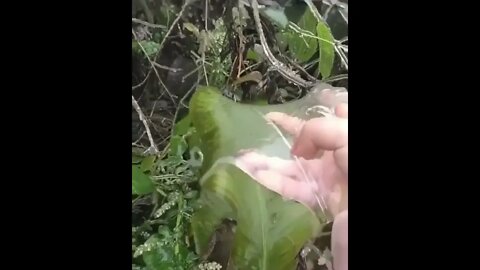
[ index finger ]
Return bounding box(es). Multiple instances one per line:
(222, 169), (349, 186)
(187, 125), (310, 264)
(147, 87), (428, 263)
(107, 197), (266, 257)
(292, 116), (347, 159)
(265, 112), (305, 136)
(265, 103), (348, 136)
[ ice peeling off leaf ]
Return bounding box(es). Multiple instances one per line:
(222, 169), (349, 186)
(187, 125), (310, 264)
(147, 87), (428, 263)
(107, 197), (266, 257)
(189, 86), (324, 270)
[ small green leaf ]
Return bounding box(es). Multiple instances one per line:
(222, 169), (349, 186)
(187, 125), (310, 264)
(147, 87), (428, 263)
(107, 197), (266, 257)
(287, 9), (318, 62)
(132, 165), (155, 195)
(173, 115), (192, 137)
(316, 21), (335, 79)
(169, 136), (188, 157)
(140, 155), (156, 172)
(168, 135), (188, 157)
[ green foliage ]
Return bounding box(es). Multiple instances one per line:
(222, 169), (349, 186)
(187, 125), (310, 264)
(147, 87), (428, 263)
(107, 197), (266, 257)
(287, 9), (318, 62)
(132, 117), (200, 269)
(316, 21), (335, 79)
(189, 86), (323, 269)
(140, 227), (197, 270)
(131, 1), (346, 269)
(280, 7), (336, 79)
(186, 19), (231, 88)
(132, 165), (155, 195)
(132, 40), (161, 57)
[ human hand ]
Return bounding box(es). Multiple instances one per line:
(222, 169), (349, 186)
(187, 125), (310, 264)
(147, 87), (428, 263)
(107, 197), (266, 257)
(234, 103), (348, 270)
(235, 103), (348, 214)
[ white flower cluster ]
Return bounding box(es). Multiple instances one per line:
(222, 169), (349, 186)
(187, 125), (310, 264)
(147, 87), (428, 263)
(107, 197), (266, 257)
(133, 241), (159, 258)
(198, 261), (222, 270)
(154, 199), (177, 218)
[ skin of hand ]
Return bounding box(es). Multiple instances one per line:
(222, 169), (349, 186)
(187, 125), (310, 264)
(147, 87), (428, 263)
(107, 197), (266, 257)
(234, 103), (348, 270)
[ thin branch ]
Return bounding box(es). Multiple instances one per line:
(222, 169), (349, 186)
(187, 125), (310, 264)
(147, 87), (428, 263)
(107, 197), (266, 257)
(304, 0), (323, 23)
(249, 0), (313, 87)
(132, 95), (159, 155)
(132, 29), (177, 105)
(132, 73), (150, 91)
(157, 0), (190, 58)
(133, 130), (147, 145)
(170, 77), (200, 138)
(132, 18), (167, 29)
(132, 0), (190, 95)
(153, 62), (182, 72)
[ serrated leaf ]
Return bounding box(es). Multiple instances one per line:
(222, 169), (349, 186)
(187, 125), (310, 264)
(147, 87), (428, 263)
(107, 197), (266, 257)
(316, 21), (335, 79)
(132, 165), (155, 195)
(287, 9), (318, 62)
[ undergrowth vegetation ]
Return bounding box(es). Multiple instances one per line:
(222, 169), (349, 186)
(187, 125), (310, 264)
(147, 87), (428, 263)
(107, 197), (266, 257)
(132, 0), (347, 269)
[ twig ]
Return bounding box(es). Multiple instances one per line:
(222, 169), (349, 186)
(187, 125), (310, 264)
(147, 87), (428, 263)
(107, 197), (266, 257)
(153, 62), (182, 72)
(303, 0), (323, 23)
(170, 77), (200, 138)
(132, 18), (167, 29)
(133, 130), (147, 145)
(133, 0), (190, 95)
(288, 23), (335, 45)
(249, 0), (314, 88)
(132, 29), (177, 105)
(132, 73), (150, 91)
(132, 95), (159, 155)
(157, 0), (190, 58)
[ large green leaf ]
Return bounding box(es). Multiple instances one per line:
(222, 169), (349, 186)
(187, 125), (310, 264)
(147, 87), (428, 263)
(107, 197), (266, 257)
(316, 21), (335, 79)
(287, 8), (318, 62)
(189, 86), (326, 270)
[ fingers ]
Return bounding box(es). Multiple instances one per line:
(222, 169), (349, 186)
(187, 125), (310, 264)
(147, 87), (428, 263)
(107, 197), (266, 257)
(235, 151), (301, 179)
(334, 146), (348, 176)
(292, 117), (347, 159)
(234, 151), (269, 174)
(254, 169), (319, 207)
(265, 112), (305, 136)
(335, 103), (348, 118)
(265, 107), (347, 160)
(331, 210), (348, 270)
